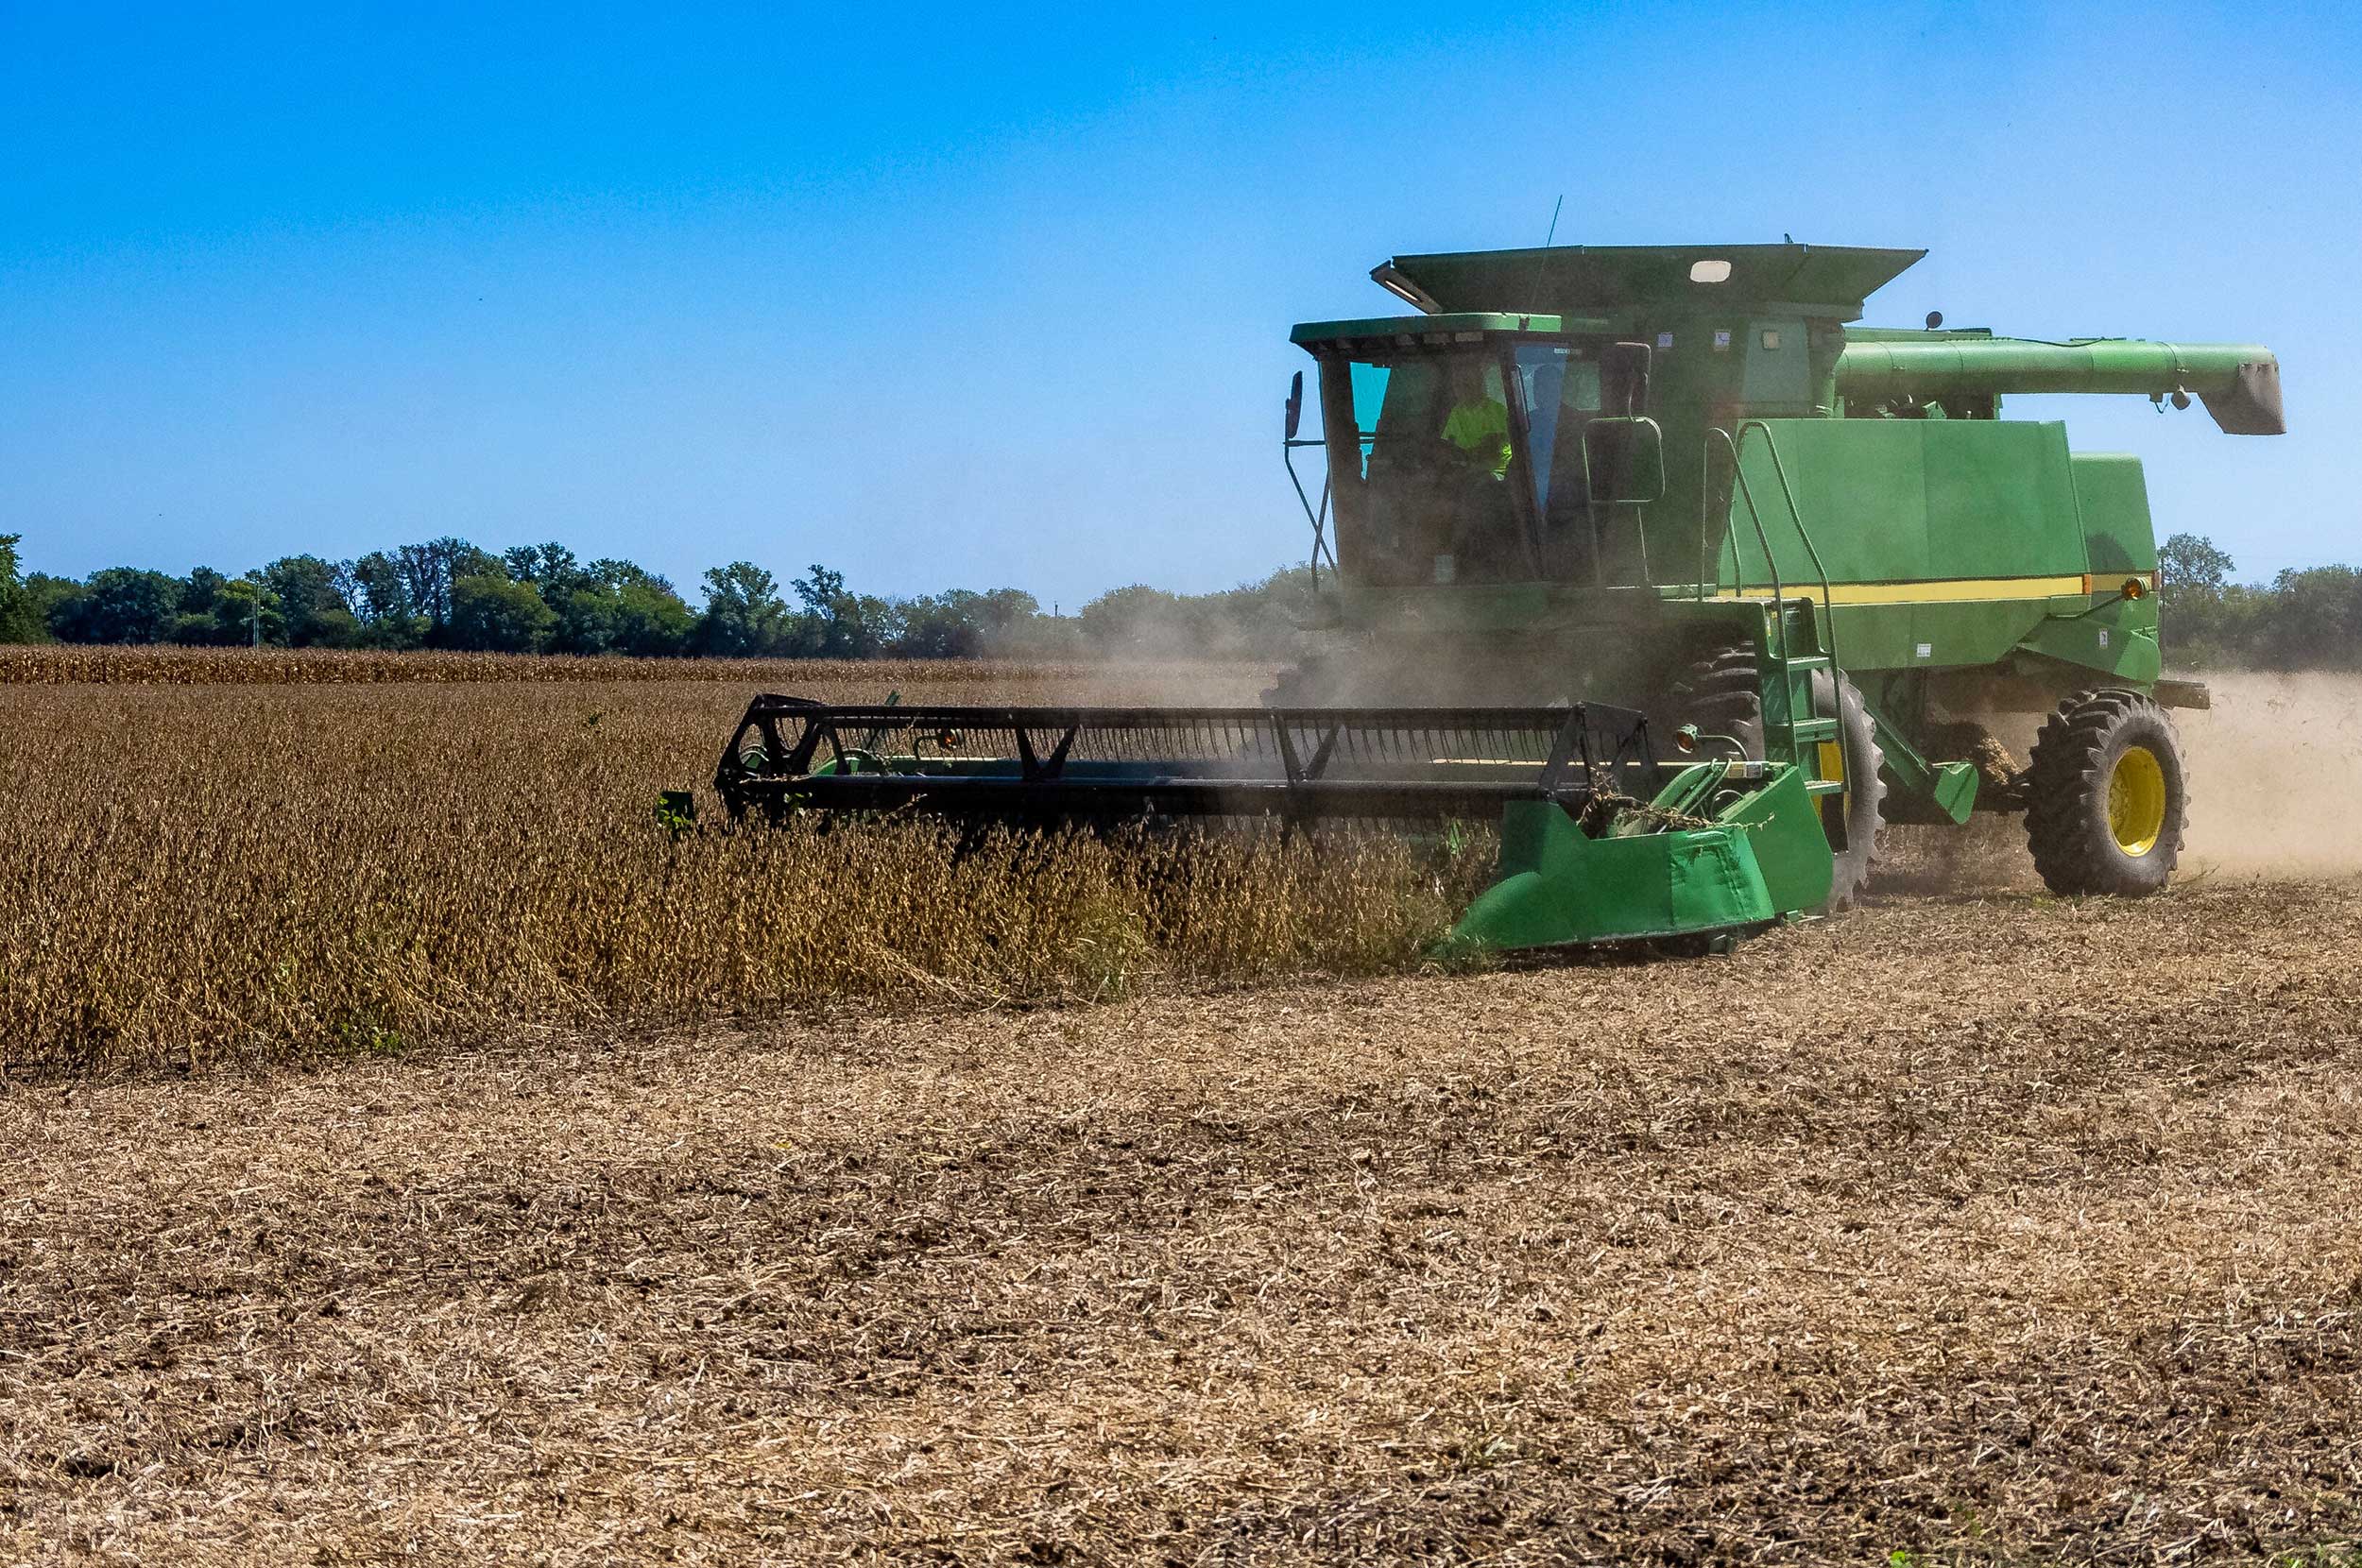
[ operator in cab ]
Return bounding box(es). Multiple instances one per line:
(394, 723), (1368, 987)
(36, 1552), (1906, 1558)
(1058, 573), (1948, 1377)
(1433, 357), (1520, 580)
(1442, 361), (1513, 480)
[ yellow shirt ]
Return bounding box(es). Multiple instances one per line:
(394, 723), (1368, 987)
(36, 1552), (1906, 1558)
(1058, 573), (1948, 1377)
(1443, 398), (1511, 478)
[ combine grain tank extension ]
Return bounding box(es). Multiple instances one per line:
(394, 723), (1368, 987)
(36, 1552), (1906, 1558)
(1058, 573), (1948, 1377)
(692, 241), (2284, 950)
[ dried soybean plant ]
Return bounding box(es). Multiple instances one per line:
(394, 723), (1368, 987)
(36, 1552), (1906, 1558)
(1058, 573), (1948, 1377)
(0, 671), (1468, 1074)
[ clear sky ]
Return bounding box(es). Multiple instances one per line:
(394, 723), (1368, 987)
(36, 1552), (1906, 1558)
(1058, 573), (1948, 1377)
(4, 1), (2354, 607)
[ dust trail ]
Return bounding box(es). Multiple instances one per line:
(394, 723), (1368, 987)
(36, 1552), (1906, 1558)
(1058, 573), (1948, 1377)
(1876, 671), (2362, 893)
(2179, 671), (2362, 879)
(1060, 656), (1275, 707)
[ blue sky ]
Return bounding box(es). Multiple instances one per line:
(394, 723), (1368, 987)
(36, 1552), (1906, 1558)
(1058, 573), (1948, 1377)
(3, 1), (2353, 606)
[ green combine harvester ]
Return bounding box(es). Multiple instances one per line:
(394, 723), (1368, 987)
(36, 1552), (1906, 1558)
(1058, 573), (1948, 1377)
(709, 243), (2283, 951)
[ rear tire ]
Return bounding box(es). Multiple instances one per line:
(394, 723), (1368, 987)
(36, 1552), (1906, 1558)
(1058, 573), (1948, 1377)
(2024, 689), (2185, 895)
(1668, 647), (1884, 912)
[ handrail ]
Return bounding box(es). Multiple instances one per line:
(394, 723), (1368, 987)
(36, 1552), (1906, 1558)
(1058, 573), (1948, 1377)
(1734, 419), (1840, 680)
(1697, 428), (1745, 601)
(1694, 434), (1718, 601)
(1697, 422), (1849, 800)
(1702, 426), (1788, 655)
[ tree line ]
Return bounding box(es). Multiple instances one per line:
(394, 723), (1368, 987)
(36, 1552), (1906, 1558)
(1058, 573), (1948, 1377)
(1, 528), (2351, 669)
(0, 534), (1312, 660)
(2157, 533), (2362, 671)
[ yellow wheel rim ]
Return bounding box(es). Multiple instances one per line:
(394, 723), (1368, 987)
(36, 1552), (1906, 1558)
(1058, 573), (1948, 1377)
(2107, 744), (2167, 856)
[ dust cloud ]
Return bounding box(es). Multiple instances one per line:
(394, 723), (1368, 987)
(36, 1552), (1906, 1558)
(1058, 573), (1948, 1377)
(1060, 656), (1275, 707)
(1004, 656), (2362, 886)
(1882, 671), (2362, 891)
(2178, 671), (2362, 880)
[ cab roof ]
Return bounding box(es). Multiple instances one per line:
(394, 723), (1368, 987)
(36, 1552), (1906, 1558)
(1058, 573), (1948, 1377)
(1288, 310), (1611, 349)
(1372, 243), (1925, 321)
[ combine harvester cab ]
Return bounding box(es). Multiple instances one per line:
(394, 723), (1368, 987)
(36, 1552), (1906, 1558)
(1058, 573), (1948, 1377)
(701, 241), (2282, 954)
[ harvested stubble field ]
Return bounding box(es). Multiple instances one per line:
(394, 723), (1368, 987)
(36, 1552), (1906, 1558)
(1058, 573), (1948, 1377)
(6, 887), (2362, 1564)
(4, 651), (2361, 1563)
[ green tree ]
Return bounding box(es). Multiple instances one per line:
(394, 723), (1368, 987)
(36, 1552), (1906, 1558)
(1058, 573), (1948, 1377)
(553, 585), (621, 656)
(2256, 566), (2362, 672)
(693, 561), (788, 656)
(610, 581), (694, 655)
(789, 564), (903, 657)
(346, 551), (415, 621)
(395, 537), (503, 630)
(503, 542), (591, 597)
(260, 555), (361, 647)
(894, 588), (1044, 657)
(23, 574), (79, 636)
(556, 577), (693, 656)
(587, 557), (674, 594)
(353, 612), (430, 650)
(48, 568), (183, 644)
(543, 554), (688, 656)
(1200, 566), (1312, 656)
(180, 567), (229, 617)
(1077, 584), (1195, 656)
(896, 590), (985, 657)
(2156, 534), (2263, 668)
(447, 572), (556, 653)
(2158, 533), (2234, 600)
(212, 577), (284, 646)
(0, 536), (43, 642)
(341, 552), (427, 647)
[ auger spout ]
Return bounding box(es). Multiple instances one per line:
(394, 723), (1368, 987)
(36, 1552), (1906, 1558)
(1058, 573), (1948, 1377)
(1836, 337), (2285, 434)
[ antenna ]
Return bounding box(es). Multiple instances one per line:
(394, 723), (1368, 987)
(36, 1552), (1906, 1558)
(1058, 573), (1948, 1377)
(1520, 194), (1565, 324)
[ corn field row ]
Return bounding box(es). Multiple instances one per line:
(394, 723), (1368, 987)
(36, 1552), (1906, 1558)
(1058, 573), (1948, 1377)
(0, 676), (1488, 1073)
(0, 644), (1207, 688)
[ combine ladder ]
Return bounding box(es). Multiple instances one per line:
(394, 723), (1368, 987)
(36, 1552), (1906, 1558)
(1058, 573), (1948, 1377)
(1701, 424), (1848, 810)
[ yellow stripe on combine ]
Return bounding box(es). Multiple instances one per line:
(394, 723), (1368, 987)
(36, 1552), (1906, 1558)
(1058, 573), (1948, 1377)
(1712, 574), (2092, 605)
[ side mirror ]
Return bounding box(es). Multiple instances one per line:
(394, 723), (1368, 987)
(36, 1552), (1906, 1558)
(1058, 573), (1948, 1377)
(1285, 370), (1305, 440)
(1583, 417), (1667, 504)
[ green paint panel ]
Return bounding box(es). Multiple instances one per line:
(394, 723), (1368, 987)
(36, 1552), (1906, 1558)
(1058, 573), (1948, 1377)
(1446, 762), (1836, 951)
(1712, 418), (2144, 680)
(1727, 418), (2087, 587)
(2016, 607), (2161, 684)
(1740, 319), (1813, 408)
(1448, 803), (1776, 950)
(1720, 767), (1837, 912)
(2071, 454), (2158, 578)
(1868, 709), (1979, 825)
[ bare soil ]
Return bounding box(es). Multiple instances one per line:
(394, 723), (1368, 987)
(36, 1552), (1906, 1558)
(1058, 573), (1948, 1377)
(7, 881), (2361, 1564)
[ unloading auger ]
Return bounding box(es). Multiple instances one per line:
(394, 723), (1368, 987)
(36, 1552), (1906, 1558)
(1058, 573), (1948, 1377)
(690, 242), (2284, 952)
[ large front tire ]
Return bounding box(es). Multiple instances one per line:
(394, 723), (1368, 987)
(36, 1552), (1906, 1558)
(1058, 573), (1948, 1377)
(2024, 689), (2187, 895)
(1669, 648), (1884, 912)
(1815, 669), (1888, 911)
